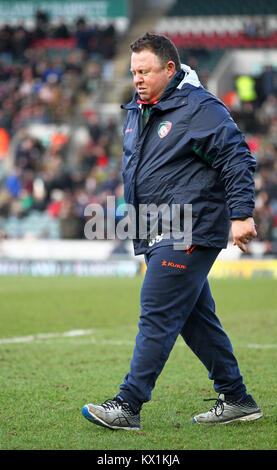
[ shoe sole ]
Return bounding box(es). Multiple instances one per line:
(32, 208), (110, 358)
(193, 410), (263, 424)
(82, 405), (140, 431)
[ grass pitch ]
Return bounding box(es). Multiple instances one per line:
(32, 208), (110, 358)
(0, 275), (276, 450)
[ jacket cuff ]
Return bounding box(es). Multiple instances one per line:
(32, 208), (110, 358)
(230, 209), (253, 220)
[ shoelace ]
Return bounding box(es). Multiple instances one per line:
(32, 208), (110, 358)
(101, 398), (123, 411)
(204, 397), (225, 416)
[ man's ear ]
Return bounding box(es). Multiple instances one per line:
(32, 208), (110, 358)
(166, 61), (176, 79)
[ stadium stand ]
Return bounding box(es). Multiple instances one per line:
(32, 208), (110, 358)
(0, 12), (122, 239)
(0, 0), (277, 257)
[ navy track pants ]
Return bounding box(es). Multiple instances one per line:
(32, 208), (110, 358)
(119, 245), (246, 411)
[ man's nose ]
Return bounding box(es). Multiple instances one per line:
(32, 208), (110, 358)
(134, 74), (143, 85)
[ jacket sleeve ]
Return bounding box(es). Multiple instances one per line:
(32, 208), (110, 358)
(187, 97), (257, 219)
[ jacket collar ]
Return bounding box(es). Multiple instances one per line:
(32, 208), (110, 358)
(121, 64), (201, 112)
(121, 84), (195, 111)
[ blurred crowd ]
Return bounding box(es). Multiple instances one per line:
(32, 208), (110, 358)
(0, 12), (277, 256)
(222, 65), (277, 255)
(0, 11), (116, 138)
(0, 11), (123, 240)
(0, 111), (124, 240)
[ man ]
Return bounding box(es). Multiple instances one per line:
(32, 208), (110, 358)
(82, 33), (262, 429)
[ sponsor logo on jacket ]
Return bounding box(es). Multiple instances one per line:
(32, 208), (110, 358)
(148, 233), (165, 247)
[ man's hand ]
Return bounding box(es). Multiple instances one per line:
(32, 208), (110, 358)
(231, 217), (257, 253)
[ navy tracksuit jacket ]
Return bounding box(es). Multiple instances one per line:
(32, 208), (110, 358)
(118, 67), (256, 411)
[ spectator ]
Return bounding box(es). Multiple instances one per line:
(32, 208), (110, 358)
(260, 65), (277, 101)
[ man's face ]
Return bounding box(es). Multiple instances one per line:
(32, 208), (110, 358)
(130, 49), (175, 104)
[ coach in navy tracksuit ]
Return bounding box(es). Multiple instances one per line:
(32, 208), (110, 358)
(82, 33), (262, 428)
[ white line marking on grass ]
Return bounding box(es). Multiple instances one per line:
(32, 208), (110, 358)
(0, 329), (95, 344)
(0, 330), (276, 349)
(90, 338), (134, 346)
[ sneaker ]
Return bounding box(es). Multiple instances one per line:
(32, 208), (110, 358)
(193, 393), (263, 424)
(82, 396), (141, 430)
